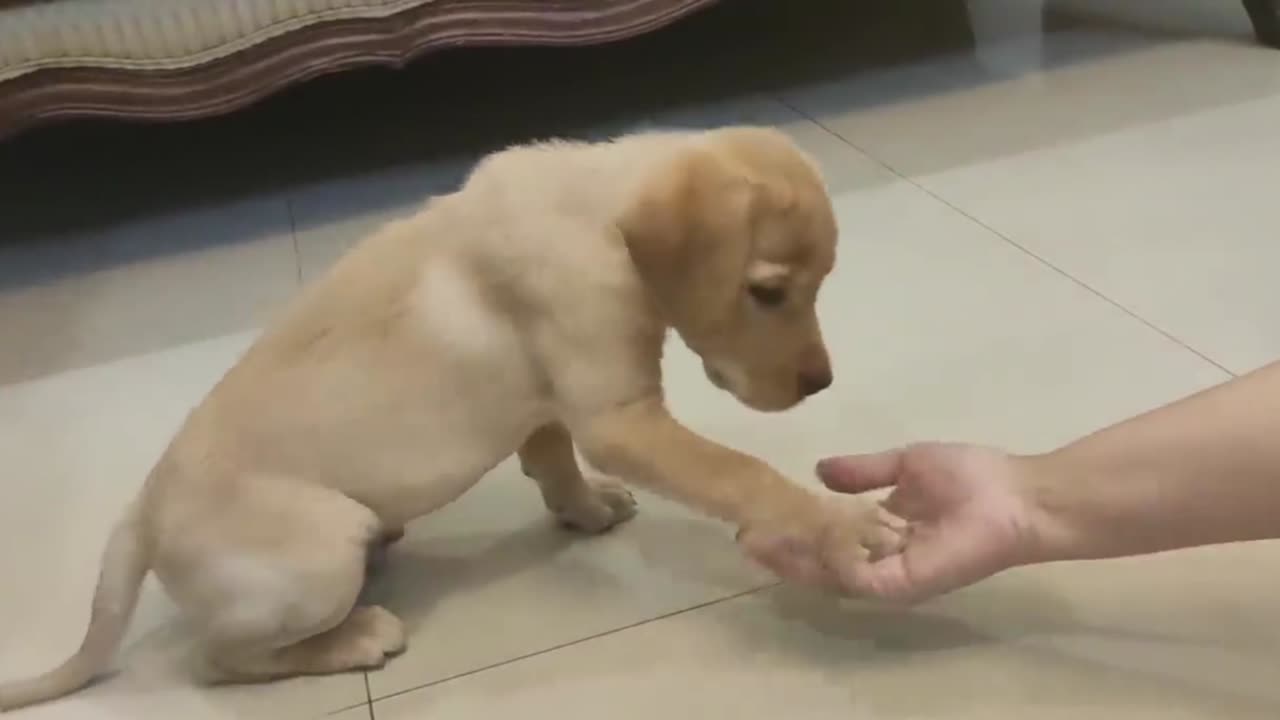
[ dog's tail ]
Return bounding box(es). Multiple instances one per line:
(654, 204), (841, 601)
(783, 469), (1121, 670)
(0, 500), (150, 711)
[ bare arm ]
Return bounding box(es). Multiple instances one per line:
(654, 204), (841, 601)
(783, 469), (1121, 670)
(795, 361), (1280, 602)
(1027, 360), (1280, 562)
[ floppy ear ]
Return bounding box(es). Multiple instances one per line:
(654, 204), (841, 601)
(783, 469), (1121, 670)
(618, 148), (764, 326)
(620, 149), (743, 274)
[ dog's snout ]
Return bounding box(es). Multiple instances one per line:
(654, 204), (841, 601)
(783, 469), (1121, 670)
(798, 369), (833, 397)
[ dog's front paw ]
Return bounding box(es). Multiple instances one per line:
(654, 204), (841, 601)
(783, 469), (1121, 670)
(829, 499), (909, 563)
(556, 477), (638, 534)
(739, 498), (908, 589)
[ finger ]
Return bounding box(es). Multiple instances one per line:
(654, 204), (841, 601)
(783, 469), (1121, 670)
(816, 450), (905, 495)
(880, 491), (919, 521)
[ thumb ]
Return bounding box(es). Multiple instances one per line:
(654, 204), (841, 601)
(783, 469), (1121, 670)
(816, 450), (904, 495)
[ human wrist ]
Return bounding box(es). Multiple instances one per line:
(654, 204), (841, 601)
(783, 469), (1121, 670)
(1010, 449), (1087, 565)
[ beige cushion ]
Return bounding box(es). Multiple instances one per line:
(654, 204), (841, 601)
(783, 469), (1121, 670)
(0, 0), (434, 81)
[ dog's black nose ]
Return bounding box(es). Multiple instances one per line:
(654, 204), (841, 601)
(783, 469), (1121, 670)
(798, 369), (833, 397)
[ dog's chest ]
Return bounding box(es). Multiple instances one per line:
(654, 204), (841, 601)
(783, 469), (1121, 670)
(346, 260), (552, 522)
(409, 259), (522, 358)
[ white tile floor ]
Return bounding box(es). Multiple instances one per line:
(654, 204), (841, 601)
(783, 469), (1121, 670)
(2, 2), (1280, 718)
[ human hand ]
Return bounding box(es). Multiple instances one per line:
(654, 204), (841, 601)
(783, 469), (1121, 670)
(743, 443), (1043, 603)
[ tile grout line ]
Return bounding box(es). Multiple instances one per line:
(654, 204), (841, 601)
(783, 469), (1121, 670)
(773, 96), (1238, 378)
(363, 582), (779, 707)
(364, 672), (376, 719)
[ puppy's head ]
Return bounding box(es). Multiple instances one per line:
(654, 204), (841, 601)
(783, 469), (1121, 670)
(621, 127), (837, 412)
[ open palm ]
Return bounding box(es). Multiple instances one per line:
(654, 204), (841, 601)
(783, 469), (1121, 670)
(822, 442), (1041, 602)
(746, 442), (1041, 603)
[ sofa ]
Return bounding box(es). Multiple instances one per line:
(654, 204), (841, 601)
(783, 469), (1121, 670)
(0, 0), (1275, 141)
(0, 0), (720, 140)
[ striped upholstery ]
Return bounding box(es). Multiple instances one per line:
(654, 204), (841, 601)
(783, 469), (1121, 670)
(0, 0), (433, 81)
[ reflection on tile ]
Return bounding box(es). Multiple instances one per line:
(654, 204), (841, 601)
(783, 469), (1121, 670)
(1057, 0), (1256, 39)
(850, 82), (1280, 373)
(289, 161), (473, 283)
(372, 557), (1280, 719)
(0, 333), (367, 719)
(786, 174), (1229, 455)
(967, 0), (1047, 78)
(0, 199), (296, 385)
(782, 32), (1280, 178)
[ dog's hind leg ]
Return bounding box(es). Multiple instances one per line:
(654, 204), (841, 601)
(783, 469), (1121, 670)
(160, 476), (407, 683)
(205, 605), (406, 683)
(518, 422), (638, 533)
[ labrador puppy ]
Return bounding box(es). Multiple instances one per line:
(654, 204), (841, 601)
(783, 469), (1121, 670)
(0, 126), (901, 710)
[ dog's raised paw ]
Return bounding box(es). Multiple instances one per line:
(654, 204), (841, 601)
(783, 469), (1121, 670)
(556, 477), (638, 534)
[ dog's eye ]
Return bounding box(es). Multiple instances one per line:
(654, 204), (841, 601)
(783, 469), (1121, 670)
(747, 284), (787, 307)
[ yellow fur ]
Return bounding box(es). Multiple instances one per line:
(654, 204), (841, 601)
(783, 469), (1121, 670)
(0, 126), (901, 711)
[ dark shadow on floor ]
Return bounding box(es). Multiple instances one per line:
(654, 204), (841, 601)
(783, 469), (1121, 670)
(1, 0), (979, 242)
(0, 0), (1263, 247)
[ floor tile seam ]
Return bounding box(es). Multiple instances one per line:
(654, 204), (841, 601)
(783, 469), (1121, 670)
(783, 76), (1280, 186)
(896, 182), (1237, 377)
(364, 673), (377, 720)
(774, 96), (1238, 378)
(364, 582), (779, 706)
(324, 697), (375, 717)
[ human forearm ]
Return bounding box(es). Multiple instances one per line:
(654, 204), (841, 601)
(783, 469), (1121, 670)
(1024, 361), (1280, 563)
